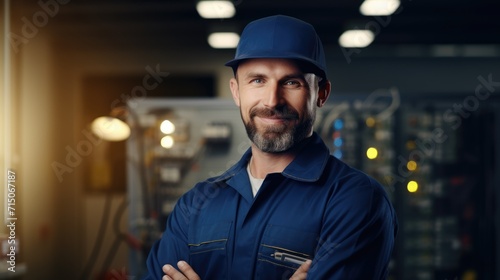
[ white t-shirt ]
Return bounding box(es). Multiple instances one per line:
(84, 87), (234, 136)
(247, 160), (264, 197)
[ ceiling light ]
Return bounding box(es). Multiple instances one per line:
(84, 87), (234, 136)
(338, 30), (375, 48)
(360, 0), (400, 16)
(208, 32), (240, 49)
(196, 0), (236, 19)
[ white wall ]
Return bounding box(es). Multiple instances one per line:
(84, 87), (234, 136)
(18, 36), (58, 277)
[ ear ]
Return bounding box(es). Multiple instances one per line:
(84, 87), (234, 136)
(229, 78), (241, 107)
(316, 80), (331, 107)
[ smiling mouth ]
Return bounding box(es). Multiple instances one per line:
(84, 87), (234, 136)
(250, 107), (298, 125)
(256, 113), (297, 124)
(252, 111), (297, 120)
(257, 116), (289, 123)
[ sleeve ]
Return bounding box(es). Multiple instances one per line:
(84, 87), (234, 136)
(308, 177), (398, 280)
(142, 194), (192, 280)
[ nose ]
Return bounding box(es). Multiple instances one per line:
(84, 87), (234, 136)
(263, 82), (283, 108)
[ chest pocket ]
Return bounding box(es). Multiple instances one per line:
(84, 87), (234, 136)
(256, 224), (318, 279)
(188, 221), (232, 278)
(189, 221), (231, 254)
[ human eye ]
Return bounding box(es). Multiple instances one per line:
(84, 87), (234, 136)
(283, 79), (302, 88)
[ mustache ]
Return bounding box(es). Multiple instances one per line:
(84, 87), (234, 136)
(250, 107), (299, 119)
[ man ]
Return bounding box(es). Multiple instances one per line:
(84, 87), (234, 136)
(143, 15), (397, 280)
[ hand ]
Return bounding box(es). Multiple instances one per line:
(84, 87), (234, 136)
(162, 261), (201, 280)
(289, 260), (312, 280)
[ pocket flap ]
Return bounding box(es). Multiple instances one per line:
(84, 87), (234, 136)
(188, 221), (232, 254)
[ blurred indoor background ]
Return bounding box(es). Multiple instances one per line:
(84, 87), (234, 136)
(0, 0), (499, 279)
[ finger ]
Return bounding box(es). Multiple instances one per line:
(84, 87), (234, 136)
(178, 261), (201, 280)
(162, 264), (187, 280)
(290, 260), (312, 280)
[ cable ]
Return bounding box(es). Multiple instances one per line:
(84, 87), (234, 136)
(79, 193), (113, 280)
(98, 196), (129, 279)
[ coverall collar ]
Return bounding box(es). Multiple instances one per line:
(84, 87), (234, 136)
(218, 132), (330, 185)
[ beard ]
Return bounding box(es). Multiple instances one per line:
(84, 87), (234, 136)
(242, 105), (315, 153)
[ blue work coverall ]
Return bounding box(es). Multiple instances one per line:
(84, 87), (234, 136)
(143, 132), (398, 279)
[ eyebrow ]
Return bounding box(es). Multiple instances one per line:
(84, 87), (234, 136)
(280, 73), (307, 81)
(241, 72), (306, 81)
(242, 72), (266, 79)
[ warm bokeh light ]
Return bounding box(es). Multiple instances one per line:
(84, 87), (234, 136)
(338, 30), (375, 48)
(161, 136), (175, 149)
(407, 180), (419, 192)
(366, 147), (378, 159)
(407, 160), (418, 171)
(208, 32), (240, 49)
(360, 0), (401, 16)
(91, 116), (131, 141)
(160, 120), (176, 134)
(196, 0), (236, 19)
(366, 117), (376, 128)
(406, 140), (416, 150)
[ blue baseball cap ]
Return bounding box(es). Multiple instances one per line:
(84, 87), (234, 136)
(225, 15), (328, 80)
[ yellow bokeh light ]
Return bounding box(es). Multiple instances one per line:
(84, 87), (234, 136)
(406, 140), (416, 150)
(407, 181), (418, 192)
(366, 147), (378, 159)
(407, 160), (418, 171)
(161, 136), (175, 149)
(366, 117), (376, 128)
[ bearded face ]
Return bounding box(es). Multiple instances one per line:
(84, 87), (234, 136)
(243, 103), (316, 153)
(229, 58), (326, 154)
